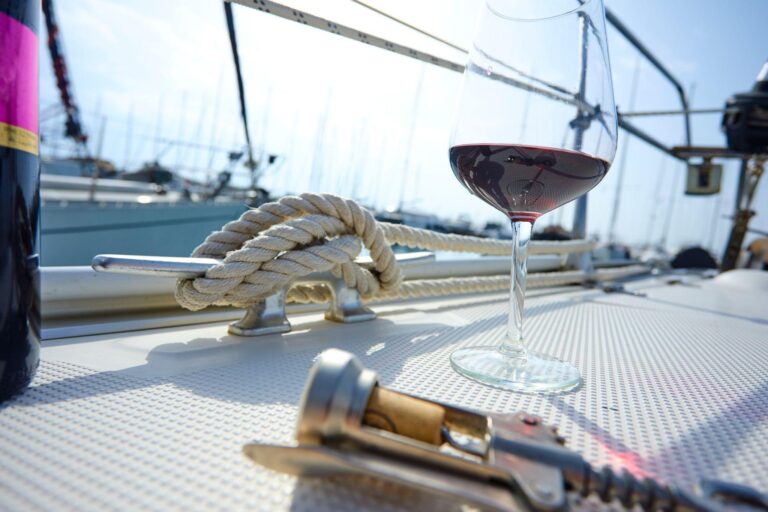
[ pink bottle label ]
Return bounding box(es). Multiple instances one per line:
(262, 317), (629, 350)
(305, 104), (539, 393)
(0, 11), (38, 155)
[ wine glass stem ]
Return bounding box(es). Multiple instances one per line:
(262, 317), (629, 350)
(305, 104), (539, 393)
(500, 220), (532, 361)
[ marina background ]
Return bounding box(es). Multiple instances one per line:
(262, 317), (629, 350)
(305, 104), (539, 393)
(39, 0), (768, 255)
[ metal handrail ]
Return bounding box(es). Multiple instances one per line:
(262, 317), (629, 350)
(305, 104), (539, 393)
(605, 9), (692, 149)
(41, 254), (566, 340)
(227, 0), (692, 159)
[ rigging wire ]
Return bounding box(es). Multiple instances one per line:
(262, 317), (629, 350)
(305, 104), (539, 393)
(258, 87), (274, 183)
(607, 56), (642, 243)
(153, 95), (164, 157)
(707, 184), (725, 251)
(230, 0), (686, 164)
(644, 154), (668, 247)
(352, 0), (578, 102)
(620, 107), (725, 117)
(207, 70), (225, 171)
(94, 116), (107, 163)
(398, 64), (427, 211)
(350, 0), (466, 53)
(191, 94), (210, 170)
(224, 1), (257, 185)
(659, 161), (684, 249)
(309, 89), (333, 192)
(123, 102), (135, 170)
(175, 92), (188, 170)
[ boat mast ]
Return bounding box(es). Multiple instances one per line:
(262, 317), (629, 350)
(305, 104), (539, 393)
(207, 71), (224, 172)
(42, 0), (88, 155)
(123, 101), (134, 170)
(153, 94), (164, 159)
(644, 154), (667, 247)
(659, 162), (682, 249)
(175, 92), (187, 170)
(309, 90), (332, 192)
(567, 11), (592, 270)
(607, 56), (642, 244)
(43, 0), (101, 200)
(398, 64), (426, 211)
(95, 115), (107, 165)
(191, 93), (209, 178)
(706, 183), (725, 251)
(223, 2), (257, 188)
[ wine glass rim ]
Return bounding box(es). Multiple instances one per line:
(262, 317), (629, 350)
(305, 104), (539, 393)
(485, 0), (594, 22)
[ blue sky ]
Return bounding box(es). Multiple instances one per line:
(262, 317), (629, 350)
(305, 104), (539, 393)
(39, 0), (768, 254)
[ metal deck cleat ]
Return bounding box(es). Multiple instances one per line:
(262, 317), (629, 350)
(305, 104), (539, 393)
(91, 252), (432, 336)
(324, 277), (376, 323)
(227, 289), (291, 336)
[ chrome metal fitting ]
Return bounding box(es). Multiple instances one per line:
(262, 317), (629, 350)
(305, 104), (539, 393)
(227, 289), (291, 336)
(322, 278), (376, 324)
(296, 348), (378, 444)
(91, 253), (432, 337)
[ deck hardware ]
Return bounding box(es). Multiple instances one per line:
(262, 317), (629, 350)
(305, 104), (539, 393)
(323, 277), (376, 324)
(699, 479), (768, 510)
(227, 289), (290, 336)
(533, 484), (553, 500)
(670, 149), (767, 272)
(244, 349), (763, 511)
(91, 252), (433, 337)
(599, 282), (647, 297)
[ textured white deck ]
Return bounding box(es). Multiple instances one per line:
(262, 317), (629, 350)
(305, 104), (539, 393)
(1, 272), (767, 511)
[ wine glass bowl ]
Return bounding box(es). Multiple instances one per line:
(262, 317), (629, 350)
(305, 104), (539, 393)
(449, 144), (610, 222)
(451, 0), (617, 162)
(448, 0), (618, 392)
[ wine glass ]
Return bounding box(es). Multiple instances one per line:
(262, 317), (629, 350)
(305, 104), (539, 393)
(449, 0), (617, 392)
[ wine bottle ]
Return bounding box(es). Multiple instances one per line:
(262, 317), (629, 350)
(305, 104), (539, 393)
(0, 0), (41, 402)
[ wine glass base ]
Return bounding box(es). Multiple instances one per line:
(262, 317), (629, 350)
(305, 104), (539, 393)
(450, 346), (581, 393)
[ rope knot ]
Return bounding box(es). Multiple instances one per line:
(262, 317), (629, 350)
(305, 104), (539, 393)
(174, 192), (606, 311)
(175, 193), (401, 311)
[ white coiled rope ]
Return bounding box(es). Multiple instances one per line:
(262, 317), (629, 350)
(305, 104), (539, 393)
(175, 193), (644, 310)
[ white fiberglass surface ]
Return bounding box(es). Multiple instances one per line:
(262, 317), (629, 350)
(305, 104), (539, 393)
(2, 275), (767, 511)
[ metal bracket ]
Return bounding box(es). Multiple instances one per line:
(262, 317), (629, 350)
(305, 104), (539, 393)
(91, 252), (434, 337)
(227, 289), (291, 336)
(323, 278), (376, 324)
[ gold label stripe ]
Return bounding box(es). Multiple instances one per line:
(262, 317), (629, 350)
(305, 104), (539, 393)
(0, 122), (38, 156)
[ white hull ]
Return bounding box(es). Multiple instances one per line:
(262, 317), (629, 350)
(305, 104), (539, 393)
(41, 201), (248, 266)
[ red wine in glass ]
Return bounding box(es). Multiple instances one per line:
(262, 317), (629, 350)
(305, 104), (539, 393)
(448, 0), (617, 393)
(450, 144), (609, 223)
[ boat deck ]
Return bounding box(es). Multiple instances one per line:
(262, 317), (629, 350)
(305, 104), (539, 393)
(2, 271), (767, 510)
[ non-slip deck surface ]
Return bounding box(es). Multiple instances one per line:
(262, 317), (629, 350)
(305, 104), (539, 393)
(1, 274), (767, 510)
